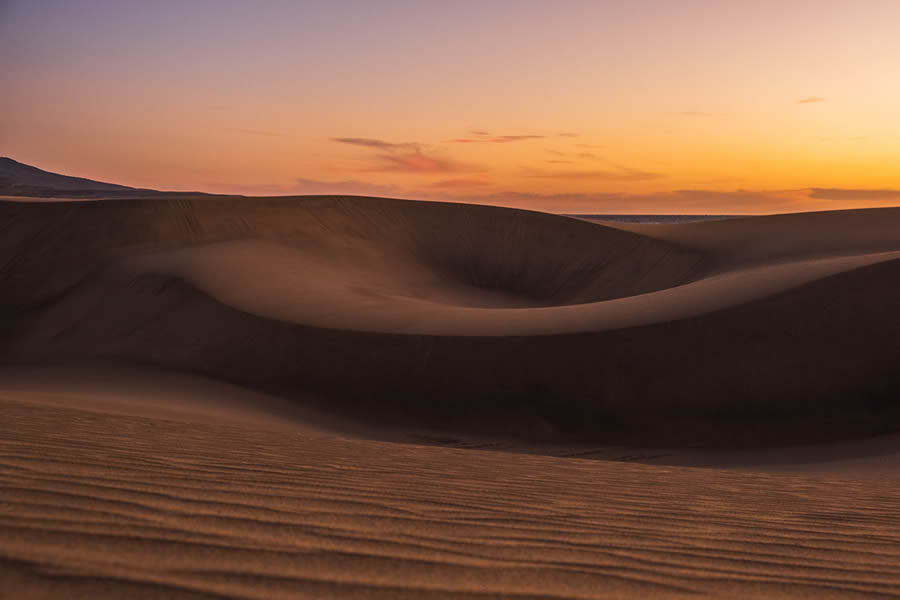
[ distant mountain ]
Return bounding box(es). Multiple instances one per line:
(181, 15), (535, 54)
(0, 158), (206, 198)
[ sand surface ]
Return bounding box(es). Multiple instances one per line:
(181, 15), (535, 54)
(2, 196), (900, 597)
(3, 381), (900, 599)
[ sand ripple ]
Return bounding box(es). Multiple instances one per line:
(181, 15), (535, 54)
(3, 397), (900, 599)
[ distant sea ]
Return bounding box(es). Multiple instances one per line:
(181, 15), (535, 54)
(567, 214), (744, 224)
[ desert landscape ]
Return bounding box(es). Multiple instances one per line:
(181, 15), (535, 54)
(1, 157), (900, 598)
(4, 1), (900, 597)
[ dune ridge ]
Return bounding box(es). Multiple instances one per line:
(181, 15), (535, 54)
(0, 196), (708, 312)
(2, 197), (900, 444)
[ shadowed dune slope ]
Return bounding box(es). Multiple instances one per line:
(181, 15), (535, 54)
(3, 395), (900, 600)
(0, 196), (707, 313)
(6, 255), (900, 445)
(2, 198), (900, 444)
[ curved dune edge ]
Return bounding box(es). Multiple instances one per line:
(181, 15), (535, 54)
(3, 393), (900, 599)
(3, 198), (900, 445)
(8, 255), (900, 446)
(125, 240), (900, 335)
(0, 196), (709, 315)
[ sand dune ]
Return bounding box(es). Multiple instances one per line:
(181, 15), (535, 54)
(3, 192), (900, 597)
(2, 198), (900, 444)
(0, 196), (706, 312)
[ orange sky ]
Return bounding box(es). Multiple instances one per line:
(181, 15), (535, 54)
(2, 1), (899, 213)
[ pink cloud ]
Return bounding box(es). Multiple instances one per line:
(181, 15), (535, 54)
(332, 136), (476, 174)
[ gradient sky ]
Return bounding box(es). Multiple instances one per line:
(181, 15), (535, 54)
(2, 0), (900, 213)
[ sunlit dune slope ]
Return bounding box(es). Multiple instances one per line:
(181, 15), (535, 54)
(2, 197), (900, 444)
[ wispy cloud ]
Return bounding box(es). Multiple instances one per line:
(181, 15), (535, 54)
(798, 96), (826, 104)
(374, 153), (462, 173)
(449, 134), (545, 144)
(526, 166), (665, 182)
(331, 137), (417, 150)
(809, 188), (900, 200)
(558, 132), (578, 137)
(546, 150), (599, 160)
(332, 136), (476, 174)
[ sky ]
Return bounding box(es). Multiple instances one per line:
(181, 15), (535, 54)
(2, 0), (899, 214)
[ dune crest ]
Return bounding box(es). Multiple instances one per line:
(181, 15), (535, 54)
(2, 197), (900, 444)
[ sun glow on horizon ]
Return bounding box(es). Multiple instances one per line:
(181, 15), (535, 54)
(2, 0), (899, 214)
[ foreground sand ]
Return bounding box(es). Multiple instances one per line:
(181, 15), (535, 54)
(3, 382), (900, 600)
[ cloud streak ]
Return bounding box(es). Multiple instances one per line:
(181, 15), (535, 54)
(332, 137), (417, 151)
(547, 149), (599, 160)
(809, 188), (900, 200)
(332, 136), (475, 174)
(374, 153), (462, 174)
(449, 134), (545, 144)
(526, 166), (665, 182)
(798, 96), (826, 104)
